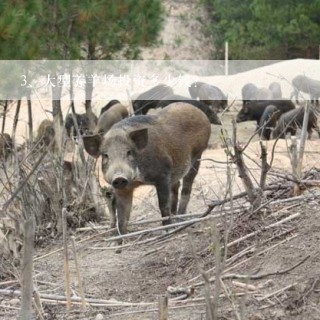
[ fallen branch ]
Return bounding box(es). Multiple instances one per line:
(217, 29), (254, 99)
(222, 255), (310, 280)
(0, 289), (153, 307)
(232, 280), (257, 292)
(191, 234), (298, 288)
(226, 212), (301, 249)
(257, 282), (298, 301)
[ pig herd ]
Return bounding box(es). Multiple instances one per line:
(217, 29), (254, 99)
(1, 73), (320, 240)
(237, 75), (320, 140)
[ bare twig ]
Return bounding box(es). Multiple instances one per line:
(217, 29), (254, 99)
(257, 283), (298, 301)
(71, 236), (86, 310)
(222, 255), (310, 280)
(62, 208), (72, 310)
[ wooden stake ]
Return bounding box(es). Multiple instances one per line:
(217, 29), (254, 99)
(62, 208), (72, 310)
(71, 236), (86, 310)
(158, 295), (168, 320)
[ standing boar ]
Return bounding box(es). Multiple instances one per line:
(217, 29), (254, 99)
(291, 75), (320, 105)
(100, 100), (121, 116)
(253, 87), (274, 101)
(36, 119), (55, 147)
(269, 82), (282, 99)
(272, 106), (320, 139)
(83, 102), (211, 236)
(236, 99), (295, 125)
(0, 133), (13, 160)
(157, 94), (221, 125)
(189, 82), (227, 112)
(241, 83), (258, 105)
(94, 103), (128, 135)
(65, 113), (92, 137)
(258, 105), (281, 140)
(132, 84), (174, 115)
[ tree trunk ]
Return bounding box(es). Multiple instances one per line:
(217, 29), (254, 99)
(69, 68), (76, 115)
(1, 100), (8, 134)
(52, 81), (63, 152)
(19, 215), (35, 320)
(85, 41), (97, 131)
(85, 75), (97, 131)
(52, 86), (63, 125)
(12, 100), (21, 141)
(27, 91), (33, 144)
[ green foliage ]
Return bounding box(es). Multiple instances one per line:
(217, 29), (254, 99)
(205, 0), (320, 59)
(0, 0), (164, 60)
(0, 1), (42, 59)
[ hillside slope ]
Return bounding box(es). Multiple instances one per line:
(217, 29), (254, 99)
(141, 0), (214, 60)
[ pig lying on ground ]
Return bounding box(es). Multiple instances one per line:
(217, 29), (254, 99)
(83, 102), (211, 237)
(94, 103), (128, 135)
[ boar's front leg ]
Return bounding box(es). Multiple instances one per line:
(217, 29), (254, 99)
(156, 179), (172, 225)
(171, 181), (180, 215)
(178, 155), (201, 215)
(114, 189), (133, 235)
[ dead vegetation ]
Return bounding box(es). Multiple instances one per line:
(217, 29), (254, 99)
(1, 100), (320, 319)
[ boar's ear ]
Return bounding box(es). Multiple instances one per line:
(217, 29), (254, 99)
(129, 128), (148, 150)
(83, 134), (102, 158)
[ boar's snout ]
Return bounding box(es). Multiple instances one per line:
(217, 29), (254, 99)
(112, 176), (129, 189)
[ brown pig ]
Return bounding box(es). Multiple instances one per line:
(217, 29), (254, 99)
(36, 119), (55, 147)
(94, 103), (128, 135)
(83, 102), (211, 236)
(0, 133), (13, 160)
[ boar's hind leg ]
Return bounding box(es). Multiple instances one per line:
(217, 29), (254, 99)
(178, 156), (201, 215)
(156, 180), (172, 225)
(114, 190), (133, 235)
(171, 181), (180, 215)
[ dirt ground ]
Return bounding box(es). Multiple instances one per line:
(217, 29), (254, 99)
(1, 6), (320, 317)
(2, 102), (320, 319)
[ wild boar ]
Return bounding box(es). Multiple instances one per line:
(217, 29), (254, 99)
(258, 105), (281, 140)
(83, 102), (211, 236)
(291, 75), (320, 105)
(0, 133), (13, 160)
(94, 103), (129, 135)
(100, 100), (121, 116)
(253, 87), (274, 101)
(36, 119), (55, 147)
(157, 94), (221, 125)
(132, 84), (174, 115)
(236, 99), (295, 125)
(269, 82), (282, 99)
(189, 82), (228, 112)
(272, 106), (320, 139)
(65, 113), (92, 137)
(241, 83), (258, 105)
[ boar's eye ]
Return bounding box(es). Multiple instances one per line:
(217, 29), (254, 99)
(102, 153), (109, 160)
(127, 150), (132, 157)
